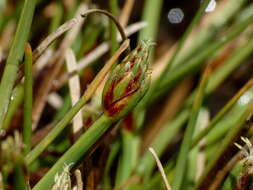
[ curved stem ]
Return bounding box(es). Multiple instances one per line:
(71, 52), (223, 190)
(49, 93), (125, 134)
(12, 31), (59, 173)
(81, 9), (127, 43)
(33, 9), (128, 61)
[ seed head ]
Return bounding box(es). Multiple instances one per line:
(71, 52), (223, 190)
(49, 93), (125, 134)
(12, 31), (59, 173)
(102, 40), (153, 120)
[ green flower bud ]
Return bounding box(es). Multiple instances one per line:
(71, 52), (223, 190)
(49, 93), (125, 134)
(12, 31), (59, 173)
(102, 40), (153, 120)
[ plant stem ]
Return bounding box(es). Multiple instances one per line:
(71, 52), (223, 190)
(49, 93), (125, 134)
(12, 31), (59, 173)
(3, 84), (24, 130)
(138, 0), (163, 41)
(172, 65), (211, 190)
(0, 0), (36, 128)
(25, 96), (89, 165)
(138, 0), (163, 62)
(81, 9), (127, 43)
(191, 78), (253, 148)
(115, 130), (139, 187)
(13, 163), (27, 190)
(32, 114), (113, 190)
(103, 141), (121, 190)
(25, 40), (129, 165)
(23, 43), (33, 154)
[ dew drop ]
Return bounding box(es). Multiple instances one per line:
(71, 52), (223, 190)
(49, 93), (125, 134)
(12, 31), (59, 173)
(167, 8), (184, 24)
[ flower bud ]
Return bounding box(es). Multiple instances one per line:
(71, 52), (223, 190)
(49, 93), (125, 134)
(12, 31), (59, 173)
(102, 40), (153, 120)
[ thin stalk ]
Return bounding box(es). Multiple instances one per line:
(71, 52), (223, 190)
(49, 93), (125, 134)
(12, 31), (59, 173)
(138, 0), (163, 62)
(204, 85), (253, 148)
(2, 84), (24, 130)
(138, 0), (163, 41)
(25, 40), (129, 165)
(25, 96), (88, 165)
(196, 105), (253, 189)
(32, 114), (113, 190)
(13, 163), (26, 190)
(53, 95), (71, 121)
(149, 148), (172, 190)
(191, 77), (253, 148)
(115, 130), (139, 187)
(81, 9), (127, 44)
(0, 0), (37, 128)
(23, 44), (33, 154)
(172, 66), (211, 190)
(185, 108), (209, 190)
(33, 8), (127, 61)
(109, 0), (119, 55)
(103, 141), (121, 190)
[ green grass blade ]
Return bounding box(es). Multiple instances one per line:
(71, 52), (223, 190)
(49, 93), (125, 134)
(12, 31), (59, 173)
(172, 66), (211, 190)
(103, 141), (120, 190)
(13, 164), (27, 190)
(0, 0), (37, 128)
(191, 36), (253, 147)
(138, 0), (163, 41)
(115, 130), (139, 187)
(25, 97), (88, 165)
(23, 44), (33, 154)
(2, 84), (24, 130)
(32, 114), (113, 190)
(191, 79), (253, 148)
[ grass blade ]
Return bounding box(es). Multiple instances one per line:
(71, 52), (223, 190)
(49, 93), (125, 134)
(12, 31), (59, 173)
(32, 114), (113, 190)
(25, 40), (129, 165)
(0, 0), (37, 127)
(172, 65), (211, 190)
(23, 43), (33, 154)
